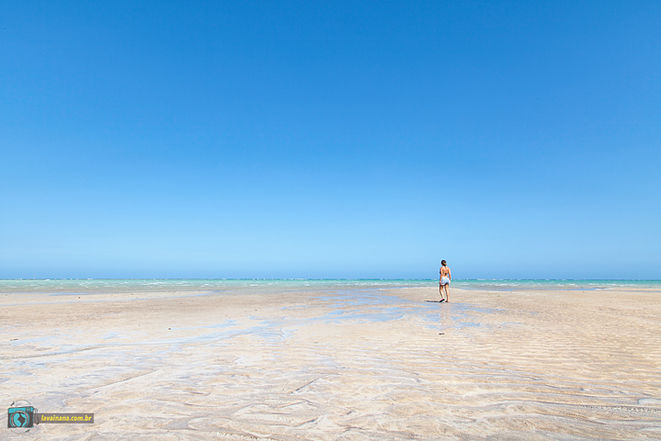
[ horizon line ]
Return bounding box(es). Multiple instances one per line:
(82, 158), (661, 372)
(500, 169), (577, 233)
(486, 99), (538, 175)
(2, 278), (661, 282)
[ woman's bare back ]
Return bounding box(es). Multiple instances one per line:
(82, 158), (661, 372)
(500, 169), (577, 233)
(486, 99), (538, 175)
(440, 266), (451, 278)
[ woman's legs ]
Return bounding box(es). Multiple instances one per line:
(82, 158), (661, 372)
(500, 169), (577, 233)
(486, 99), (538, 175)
(439, 283), (448, 302)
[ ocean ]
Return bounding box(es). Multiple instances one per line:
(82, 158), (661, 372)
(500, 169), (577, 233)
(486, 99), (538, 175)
(1, 278), (660, 294)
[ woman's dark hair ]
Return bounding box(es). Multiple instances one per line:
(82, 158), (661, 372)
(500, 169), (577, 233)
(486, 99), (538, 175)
(441, 260), (447, 266)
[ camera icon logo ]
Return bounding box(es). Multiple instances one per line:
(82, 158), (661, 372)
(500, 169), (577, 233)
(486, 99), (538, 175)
(8, 406), (36, 428)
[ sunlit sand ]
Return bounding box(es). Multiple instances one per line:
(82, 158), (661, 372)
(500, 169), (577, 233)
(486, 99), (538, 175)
(2, 283), (660, 440)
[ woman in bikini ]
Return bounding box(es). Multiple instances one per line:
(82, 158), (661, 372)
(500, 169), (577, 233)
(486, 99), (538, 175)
(439, 259), (451, 303)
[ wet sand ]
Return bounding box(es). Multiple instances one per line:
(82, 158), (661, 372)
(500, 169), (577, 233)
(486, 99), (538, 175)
(2, 284), (661, 440)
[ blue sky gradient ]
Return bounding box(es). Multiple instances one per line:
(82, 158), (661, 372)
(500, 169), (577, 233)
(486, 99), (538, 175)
(1, 1), (660, 279)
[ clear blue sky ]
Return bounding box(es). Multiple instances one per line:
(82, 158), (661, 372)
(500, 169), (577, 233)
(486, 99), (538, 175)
(1, 1), (660, 279)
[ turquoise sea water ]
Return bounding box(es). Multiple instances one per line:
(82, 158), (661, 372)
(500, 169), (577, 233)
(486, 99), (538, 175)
(1, 279), (660, 294)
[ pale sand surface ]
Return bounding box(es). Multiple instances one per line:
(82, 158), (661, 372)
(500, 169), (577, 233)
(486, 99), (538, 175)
(1, 285), (660, 440)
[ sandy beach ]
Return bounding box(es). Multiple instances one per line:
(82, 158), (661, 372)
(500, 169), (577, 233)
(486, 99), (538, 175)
(2, 282), (660, 440)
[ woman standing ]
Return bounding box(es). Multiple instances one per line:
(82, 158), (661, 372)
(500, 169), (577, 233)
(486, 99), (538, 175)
(439, 260), (451, 303)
